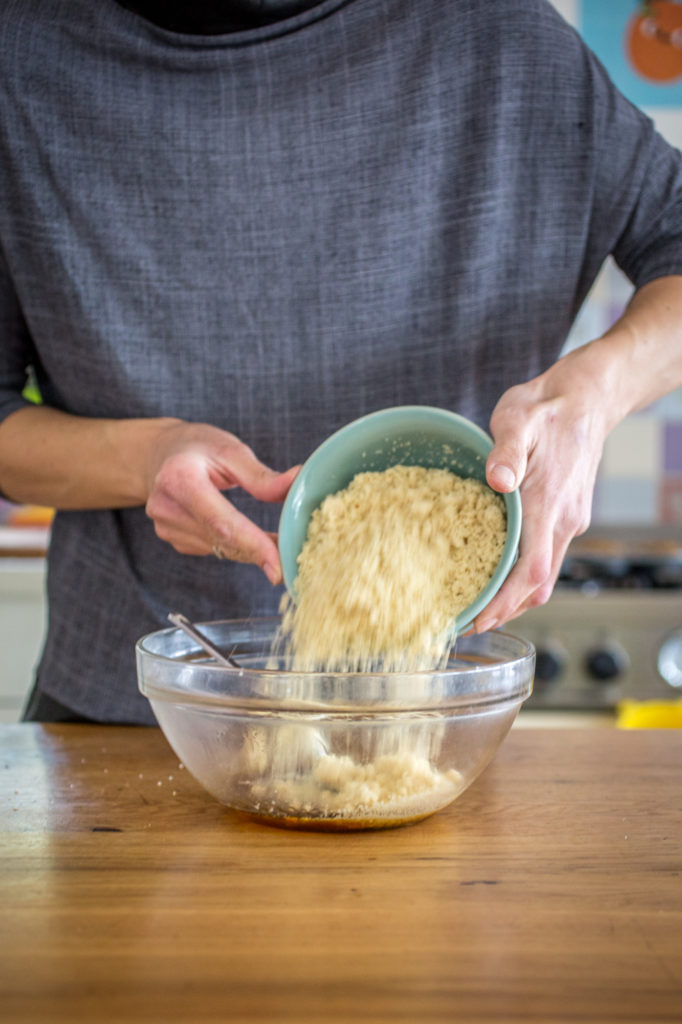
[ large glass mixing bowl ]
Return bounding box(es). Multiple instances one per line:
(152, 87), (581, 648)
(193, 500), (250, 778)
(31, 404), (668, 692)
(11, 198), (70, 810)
(136, 619), (535, 831)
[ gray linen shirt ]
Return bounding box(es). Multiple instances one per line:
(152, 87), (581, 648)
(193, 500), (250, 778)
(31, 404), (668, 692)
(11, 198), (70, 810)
(2, 0), (682, 722)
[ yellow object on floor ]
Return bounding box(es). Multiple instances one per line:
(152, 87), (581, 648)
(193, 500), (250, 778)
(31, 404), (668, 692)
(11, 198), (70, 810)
(617, 700), (682, 729)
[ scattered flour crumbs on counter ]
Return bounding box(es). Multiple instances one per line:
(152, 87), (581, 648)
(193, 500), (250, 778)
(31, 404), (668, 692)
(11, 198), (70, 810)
(275, 464), (506, 673)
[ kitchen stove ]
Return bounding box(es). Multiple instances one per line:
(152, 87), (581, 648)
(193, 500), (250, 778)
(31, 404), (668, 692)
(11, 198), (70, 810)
(513, 527), (682, 710)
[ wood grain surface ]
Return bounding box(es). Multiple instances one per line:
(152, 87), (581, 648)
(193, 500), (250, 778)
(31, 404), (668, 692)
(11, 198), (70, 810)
(1, 724), (681, 1024)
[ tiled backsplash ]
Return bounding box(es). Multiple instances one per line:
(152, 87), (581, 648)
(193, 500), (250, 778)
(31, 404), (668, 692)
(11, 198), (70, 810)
(597, 415), (682, 525)
(564, 258), (682, 526)
(598, 416), (682, 526)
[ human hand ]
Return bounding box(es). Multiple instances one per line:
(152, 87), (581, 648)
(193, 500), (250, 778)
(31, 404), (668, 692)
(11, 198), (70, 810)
(144, 421), (300, 584)
(473, 354), (610, 632)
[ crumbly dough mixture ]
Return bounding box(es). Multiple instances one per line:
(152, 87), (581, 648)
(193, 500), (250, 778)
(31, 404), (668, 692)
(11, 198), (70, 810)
(235, 719), (463, 823)
(278, 464), (506, 672)
(248, 749), (464, 821)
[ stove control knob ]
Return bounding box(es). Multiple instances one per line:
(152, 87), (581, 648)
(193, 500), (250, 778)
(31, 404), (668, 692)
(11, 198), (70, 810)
(658, 630), (682, 689)
(534, 642), (567, 686)
(585, 643), (629, 683)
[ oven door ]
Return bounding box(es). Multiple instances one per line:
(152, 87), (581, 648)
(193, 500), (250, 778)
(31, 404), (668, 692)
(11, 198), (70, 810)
(512, 526), (682, 712)
(514, 589), (682, 711)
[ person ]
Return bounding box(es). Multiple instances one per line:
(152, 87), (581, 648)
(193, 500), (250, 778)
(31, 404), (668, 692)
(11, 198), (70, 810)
(1, 0), (681, 724)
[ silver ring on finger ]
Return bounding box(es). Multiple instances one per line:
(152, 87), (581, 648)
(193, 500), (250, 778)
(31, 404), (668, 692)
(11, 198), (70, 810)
(212, 545), (225, 560)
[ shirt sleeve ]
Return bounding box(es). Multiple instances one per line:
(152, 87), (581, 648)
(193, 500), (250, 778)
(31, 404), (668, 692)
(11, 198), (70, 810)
(581, 29), (682, 288)
(0, 239), (34, 426)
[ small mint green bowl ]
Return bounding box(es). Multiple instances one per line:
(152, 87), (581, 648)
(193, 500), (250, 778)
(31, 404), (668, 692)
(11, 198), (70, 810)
(278, 406), (522, 634)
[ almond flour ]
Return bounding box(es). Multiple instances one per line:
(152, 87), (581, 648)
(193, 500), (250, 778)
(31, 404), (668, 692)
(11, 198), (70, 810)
(277, 464), (506, 672)
(253, 464), (506, 825)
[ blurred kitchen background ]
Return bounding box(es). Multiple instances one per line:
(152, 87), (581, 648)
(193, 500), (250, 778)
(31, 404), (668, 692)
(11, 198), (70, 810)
(1, 0), (681, 723)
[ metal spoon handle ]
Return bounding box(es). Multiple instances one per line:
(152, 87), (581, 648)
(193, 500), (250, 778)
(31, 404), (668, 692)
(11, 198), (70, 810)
(168, 613), (239, 669)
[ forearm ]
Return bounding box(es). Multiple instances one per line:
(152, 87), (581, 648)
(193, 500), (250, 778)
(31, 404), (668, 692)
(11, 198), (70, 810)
(561, 274), (682, 427)
(0, 405), (180, 509)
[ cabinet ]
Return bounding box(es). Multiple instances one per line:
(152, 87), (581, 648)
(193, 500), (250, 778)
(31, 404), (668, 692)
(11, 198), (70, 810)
(0, 560), (47, 722)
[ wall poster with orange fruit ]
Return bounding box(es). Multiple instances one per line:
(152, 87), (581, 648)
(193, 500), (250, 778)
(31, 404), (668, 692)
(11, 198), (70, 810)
(581, 1), (682, 106)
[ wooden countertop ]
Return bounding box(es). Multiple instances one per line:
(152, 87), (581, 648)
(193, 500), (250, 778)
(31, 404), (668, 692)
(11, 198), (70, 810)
(1, 724), (681, 1024)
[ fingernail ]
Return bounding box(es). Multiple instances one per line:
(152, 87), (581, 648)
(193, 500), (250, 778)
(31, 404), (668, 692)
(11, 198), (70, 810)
(263, 562), (281, 586)
(476, 619), (496, 634)
(490, 465), (516, 491)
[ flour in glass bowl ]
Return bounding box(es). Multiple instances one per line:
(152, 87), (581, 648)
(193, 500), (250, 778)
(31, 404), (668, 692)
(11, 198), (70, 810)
(249, 464), (507, 827)
(238, 720), (467, 828)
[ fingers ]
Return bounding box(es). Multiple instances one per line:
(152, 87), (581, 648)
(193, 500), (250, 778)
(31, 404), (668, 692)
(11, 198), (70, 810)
(486, 390), (532, 494)
(146, 449), (294, 583)
(149, 486), (284, 582)
(474, 507), (554, 632)
(213, 440), (300, 503)
(477, 398), (536, 629)
(231, 458), (299, 502)
(474, 469), (594, 632)
(210, 505), (283, 583)
(475, 535), (563, 633)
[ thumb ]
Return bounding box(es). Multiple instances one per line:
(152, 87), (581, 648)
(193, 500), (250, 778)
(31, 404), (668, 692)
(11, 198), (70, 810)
(486, 432), (529, 494)
(231, 456), (301, 504)
(254, 463), (301, 504)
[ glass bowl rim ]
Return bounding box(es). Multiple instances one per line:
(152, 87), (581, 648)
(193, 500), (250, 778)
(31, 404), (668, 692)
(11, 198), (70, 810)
(136, 617), (535, 713)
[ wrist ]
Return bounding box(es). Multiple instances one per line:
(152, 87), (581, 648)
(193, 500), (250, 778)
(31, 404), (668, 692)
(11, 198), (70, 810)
(538, 344), (618, 440)
(0, 408), (188, 510)
(115, 416), (185, 505)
